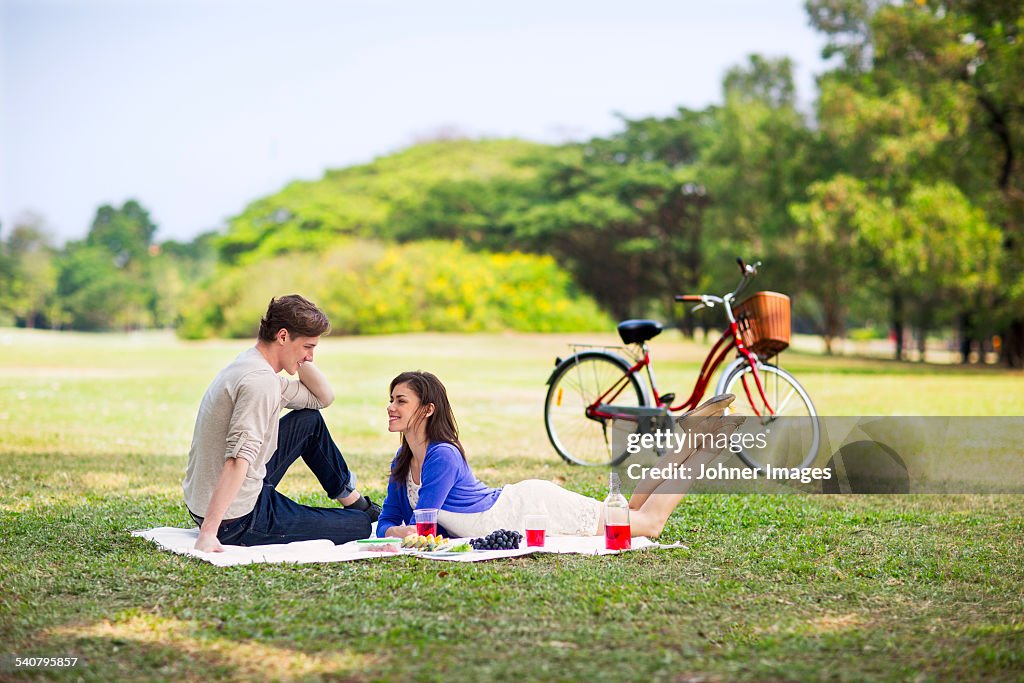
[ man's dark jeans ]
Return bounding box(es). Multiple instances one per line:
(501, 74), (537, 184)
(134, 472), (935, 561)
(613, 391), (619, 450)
(190, 409), (372, 545)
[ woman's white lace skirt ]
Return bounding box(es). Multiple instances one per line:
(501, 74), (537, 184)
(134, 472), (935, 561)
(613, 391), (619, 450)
(437, 479), (603, 538)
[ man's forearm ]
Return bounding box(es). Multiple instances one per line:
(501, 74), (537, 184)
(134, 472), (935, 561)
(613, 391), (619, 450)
(199, 457), (250, 536)
(297, 361), (335, 407)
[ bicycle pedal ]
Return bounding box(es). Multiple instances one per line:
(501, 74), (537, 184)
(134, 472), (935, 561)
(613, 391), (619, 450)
(658, 393), (675, 406)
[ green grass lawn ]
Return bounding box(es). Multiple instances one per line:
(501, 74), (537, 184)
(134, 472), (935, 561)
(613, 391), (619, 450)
(1, 328), (1022, 682)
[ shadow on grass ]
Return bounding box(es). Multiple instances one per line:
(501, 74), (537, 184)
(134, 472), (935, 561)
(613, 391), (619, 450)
(13, 613), (376, 683)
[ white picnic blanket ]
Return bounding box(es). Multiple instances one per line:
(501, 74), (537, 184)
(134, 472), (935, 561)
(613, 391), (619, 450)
(132, 527), (682, 566)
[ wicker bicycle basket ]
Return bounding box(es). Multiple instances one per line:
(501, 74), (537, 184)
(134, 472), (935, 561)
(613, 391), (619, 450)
(733, 291), (791, 359)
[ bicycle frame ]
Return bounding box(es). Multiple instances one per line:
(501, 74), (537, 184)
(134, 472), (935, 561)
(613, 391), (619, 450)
(586, 263), (777, 421)
(587, 328), (771, 420)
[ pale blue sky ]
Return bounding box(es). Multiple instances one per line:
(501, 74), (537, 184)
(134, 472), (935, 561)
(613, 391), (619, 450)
(1, 0), (830, 244)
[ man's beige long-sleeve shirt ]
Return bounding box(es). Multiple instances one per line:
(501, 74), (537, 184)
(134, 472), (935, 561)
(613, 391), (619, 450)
(182, 347), (325, 519)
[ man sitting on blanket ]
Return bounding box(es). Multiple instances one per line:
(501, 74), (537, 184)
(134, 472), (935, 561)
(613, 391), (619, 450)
(183, 294), (379, 552)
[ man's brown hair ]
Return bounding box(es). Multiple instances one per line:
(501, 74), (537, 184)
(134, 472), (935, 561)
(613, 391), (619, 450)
(257, 295), (330, 341)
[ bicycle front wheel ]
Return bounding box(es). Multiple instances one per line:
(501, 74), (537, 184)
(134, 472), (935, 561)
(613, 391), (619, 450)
(723, 362), (820, 470)
(544, 352), (646, 466)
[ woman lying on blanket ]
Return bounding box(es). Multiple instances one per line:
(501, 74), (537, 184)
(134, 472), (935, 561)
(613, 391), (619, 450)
(376, 371), (740, 540)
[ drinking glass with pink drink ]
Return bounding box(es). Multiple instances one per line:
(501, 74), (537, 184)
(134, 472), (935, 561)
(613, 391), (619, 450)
(414, 508), (438, 536)
(524, 515), (548, 547)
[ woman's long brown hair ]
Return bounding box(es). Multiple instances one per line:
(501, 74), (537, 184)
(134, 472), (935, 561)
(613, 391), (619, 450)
(389, 371), (466, 484)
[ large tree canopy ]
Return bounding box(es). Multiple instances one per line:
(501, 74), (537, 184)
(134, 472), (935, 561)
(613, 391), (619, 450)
(217, 139), (545, 265)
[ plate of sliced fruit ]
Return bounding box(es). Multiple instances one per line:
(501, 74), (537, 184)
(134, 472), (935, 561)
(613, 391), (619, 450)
(400, 533), (474, 554)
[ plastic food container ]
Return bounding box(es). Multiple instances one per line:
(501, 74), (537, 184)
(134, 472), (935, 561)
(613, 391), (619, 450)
(355, 538), (402, 553)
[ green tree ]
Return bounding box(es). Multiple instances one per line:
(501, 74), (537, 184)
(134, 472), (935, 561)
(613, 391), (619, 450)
(0, 220), (13, 324)
(508, 144), (708, 321)
(579, 110), (715, 327)
(701, 56), (821, 324)
(853, 180), (1001, 359)
(55, 199), (170, 331)
(722, 54), (798, 108)
(0, 214), (59, 328)
(805, 0), (887, 73)
(150, 232), (218, 328)
(808, 0), (1024, 365)
(56, 244), (150, 330)
(811, 78), (970, 353)
(86, 199), (158, 267)
(790, 176), (872, 353)
(218, 139), (545, 265)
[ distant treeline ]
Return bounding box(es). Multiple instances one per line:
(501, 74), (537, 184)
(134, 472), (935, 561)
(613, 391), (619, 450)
(1, 1), (1022, 365)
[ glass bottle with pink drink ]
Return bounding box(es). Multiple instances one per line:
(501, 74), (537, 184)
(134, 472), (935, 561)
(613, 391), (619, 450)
(603, 472), (631, 550)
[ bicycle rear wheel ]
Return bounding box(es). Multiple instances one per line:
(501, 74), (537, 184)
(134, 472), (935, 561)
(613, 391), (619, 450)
(544, 352), (646, 466)
(722, 361), (820, 470)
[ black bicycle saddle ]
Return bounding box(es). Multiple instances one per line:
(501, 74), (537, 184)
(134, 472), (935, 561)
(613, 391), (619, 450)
(617, 319), (663, 345)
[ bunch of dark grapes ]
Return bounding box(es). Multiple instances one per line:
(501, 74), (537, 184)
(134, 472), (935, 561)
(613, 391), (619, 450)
(470, 529), (522, 550)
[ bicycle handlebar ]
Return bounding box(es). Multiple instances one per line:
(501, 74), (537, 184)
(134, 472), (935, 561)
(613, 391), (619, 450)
(736, 256), (760, 277)
(732, 257), (761, 299)
(674, 258), (762, 319)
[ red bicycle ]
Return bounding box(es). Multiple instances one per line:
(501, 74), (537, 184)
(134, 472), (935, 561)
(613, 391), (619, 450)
(543, 258), (819, 469)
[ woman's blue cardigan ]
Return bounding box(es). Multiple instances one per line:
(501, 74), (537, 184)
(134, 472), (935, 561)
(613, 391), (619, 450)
(376, 441), (501, 538)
